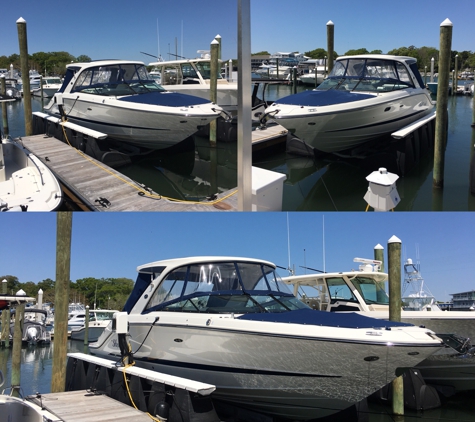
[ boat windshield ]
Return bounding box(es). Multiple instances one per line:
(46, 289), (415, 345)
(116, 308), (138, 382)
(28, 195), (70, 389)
(71, 63), (166, 96)
(349, 276), (390, 305)
(317, 58), (414, 92)
(144, 260), (305, 314)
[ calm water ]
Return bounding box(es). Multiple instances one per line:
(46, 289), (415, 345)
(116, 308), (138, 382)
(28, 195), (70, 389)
(2, 86), (475, 210)
(0, 343), (474, 421)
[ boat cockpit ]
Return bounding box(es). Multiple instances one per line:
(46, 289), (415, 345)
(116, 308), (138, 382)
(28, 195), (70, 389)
(63, 63), (166, 97)
(317, 57), (422, 93)
(125, 260), (309, 315)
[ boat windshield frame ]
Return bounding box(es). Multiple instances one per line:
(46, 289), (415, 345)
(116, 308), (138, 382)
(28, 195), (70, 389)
(348, 275), (390, 305)
(317, 58), (415, 93)
(70, 63), (166, 96)
(142, 260), (300, 314)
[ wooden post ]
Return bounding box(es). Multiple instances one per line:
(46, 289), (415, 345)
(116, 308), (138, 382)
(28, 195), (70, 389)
(16, 17), (33, 136)
(11, 302), (25, 397)
(388, 235), (403, 416)
(454, 55), (458, 94)
(83, 305), (90, 351)
(237, 0), (252, 211)
(1, 279), (9, 347)
(51, 212), (73, 393)
(374, 244), (386, 302)
(215, 34), (222, 60)
(430, 57), (435, 83)
(326, 21), (334, 74)
(293, 67), (297, 94)
(209, 39), (219, 147)
(433, 18), (453, 189)
(1, 78), (9, 136)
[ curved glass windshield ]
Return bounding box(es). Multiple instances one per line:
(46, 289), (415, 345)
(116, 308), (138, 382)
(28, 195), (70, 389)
(317, 58), (414, 92)
(71, 63), (166, 96)
(144, 261), (298, 313)
(350, 276), (389, 305)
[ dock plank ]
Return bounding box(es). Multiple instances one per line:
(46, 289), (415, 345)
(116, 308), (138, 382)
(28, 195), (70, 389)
(19, 135), (237, 211)
(31, 390), (153, 422)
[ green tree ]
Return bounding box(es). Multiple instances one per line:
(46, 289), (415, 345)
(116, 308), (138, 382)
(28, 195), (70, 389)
(304, 48), (328, 59)
(252, 51), (270, 56)
(344, 48), (369, 56)
(0, 275), (21, 295)
(76, 55), (92, 63)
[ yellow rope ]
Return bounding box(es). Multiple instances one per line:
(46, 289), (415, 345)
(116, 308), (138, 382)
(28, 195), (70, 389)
(60, 121), (237, 206)
(122, 360), (162, 422)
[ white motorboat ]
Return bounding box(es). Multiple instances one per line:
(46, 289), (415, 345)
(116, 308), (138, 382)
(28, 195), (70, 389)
(263, 55), (435, 153)
(32, 76), (62, 98)
(3, 78), (21, 100)
(148, 54), (239, 115)
(282, 258), (475, 393)
(9, 308), (51, 346)
(70, 309), (118, 342)
(44, 60), (224, 150)
(0, 136), (62, 212)
(89, 256), (442, 420)
(0, 370), (60, 422)
(299, 65), (326, 86)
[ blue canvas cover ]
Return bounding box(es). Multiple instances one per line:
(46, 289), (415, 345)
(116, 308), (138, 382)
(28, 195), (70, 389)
(118, 91), (212, 107)
(275, 90), (374, 107)
(237, 308), (412, 329)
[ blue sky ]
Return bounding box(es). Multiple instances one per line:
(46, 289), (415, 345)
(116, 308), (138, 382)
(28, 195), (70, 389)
(2, 1), (473, 65)
(1, 212), (473, 302)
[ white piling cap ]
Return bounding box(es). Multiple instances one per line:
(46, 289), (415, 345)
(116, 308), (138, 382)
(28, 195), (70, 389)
(388, 235), (401, 244)
(38, 289), (43, 294)
(215, 34), (221, 39)
(440, 18), (453, 26)
(16, 289), (26, 296)
(366, 168), (399, 186)
(327, 20), (334, 26)
(2, 279), (7, 283)
(374, 244), (384, 250)
(210, 39), (219, 45)
(16, 17), (26, 23)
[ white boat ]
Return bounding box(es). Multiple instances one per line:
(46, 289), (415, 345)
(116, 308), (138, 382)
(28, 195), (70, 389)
(0, 380), (60, 422)
(9, 308), (51, 346)
(70, 309), (118, 342)
(44, 60), (224, 150)
(0, 136), (62, 212)
(282, 258), (475, 393)
(299, 65), (326, 86)
(89, 256), (442, 420)
(32, 76), (62, 98)
(148, 54), (239, 115)
(263, 55), (435, 153)
(3, 78), (21, 100)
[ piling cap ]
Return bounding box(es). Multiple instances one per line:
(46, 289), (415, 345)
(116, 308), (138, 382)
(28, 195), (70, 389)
(440, 18), (453, 26)
(327, 20), (334, 26)
(16, 17), (26, 23)
(2, 279), (7, 283)
(215, 34), (221, 39)
(366, 168), (399, 186)
(374, 244), (384, 250)
(211, 39), (219, 45)
(388, 235), (401, 244)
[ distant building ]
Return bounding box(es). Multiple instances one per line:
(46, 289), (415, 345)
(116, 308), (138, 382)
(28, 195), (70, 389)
(450, 290), (475, 311)
(251, 54), (270, 70)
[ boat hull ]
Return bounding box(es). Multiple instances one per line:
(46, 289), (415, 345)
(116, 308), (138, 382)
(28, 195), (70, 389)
(267, 90), (434, 153)
(90, 317), (440, 420)
(46, 94), (220, 149)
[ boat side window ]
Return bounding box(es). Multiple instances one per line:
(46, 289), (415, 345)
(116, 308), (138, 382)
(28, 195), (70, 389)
(195, 62), (223, 80)
(181, 64), (200, 84)
(145, 268), (187, 311)
(395, 63), (414, 87)
(351, 277), (389, 305)
(327, 277), (358, 303)
(162, 65), (182, 85)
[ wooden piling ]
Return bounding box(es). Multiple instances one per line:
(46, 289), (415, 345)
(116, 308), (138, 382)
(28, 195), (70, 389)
(388, 235), (403, 416)
(11, 302), (25, 397)
(293, 67), (297, 94)
(16, 17), (33, 136)
(433, 18), (453, 189)
(1, 280), (9, 348)
(1, 78), (9, 136)
(215, 34), (222, 60)
(51, 212), (73, 393)
(326, 21), (334, 74)
(84, 306), (90, 350)
(209, 39), (219, 146)
(454, 55), (459, 94)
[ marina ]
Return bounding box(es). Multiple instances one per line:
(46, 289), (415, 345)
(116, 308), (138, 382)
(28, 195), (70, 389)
(2, 79), (474, 211)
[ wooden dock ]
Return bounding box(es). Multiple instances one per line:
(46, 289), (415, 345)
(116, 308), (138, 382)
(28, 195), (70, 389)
(28, 390), (154, 422)
(18, 116), (288, 211)
(19, 135), (237, 211)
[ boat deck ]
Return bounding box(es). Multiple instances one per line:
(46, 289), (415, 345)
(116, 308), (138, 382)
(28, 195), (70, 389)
(18, 135), (238, 211)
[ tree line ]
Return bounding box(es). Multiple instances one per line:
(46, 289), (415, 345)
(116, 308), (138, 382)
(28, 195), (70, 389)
(254, 45), (475, 71)
(1, 275), (134, 311)
(0, 52), (92, 77)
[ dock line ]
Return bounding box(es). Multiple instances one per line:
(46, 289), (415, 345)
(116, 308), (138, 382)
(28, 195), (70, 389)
(57, 118), (237, 206)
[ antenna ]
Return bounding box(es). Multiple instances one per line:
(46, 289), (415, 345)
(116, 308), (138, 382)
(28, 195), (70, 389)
(157, 19), (160, 61)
